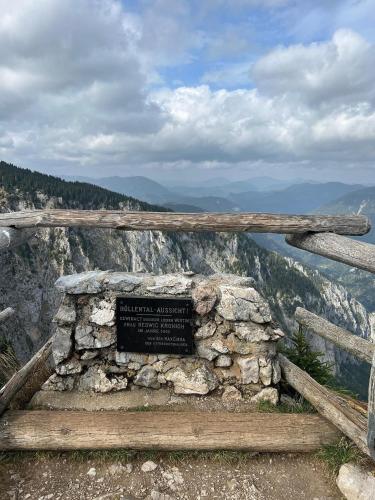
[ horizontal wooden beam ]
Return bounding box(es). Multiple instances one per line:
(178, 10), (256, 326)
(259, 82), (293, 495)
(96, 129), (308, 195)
(0, 410), (340, 451)
(279, 354), (370, 457)
(0, 338), (52, 416)
(368, 352), (375, 459)
(0, 227), (35, 251)
(0, 307), (15, 324)
(0, 210), (370, 235)
(286, 232), (375, 273)
(295, 307), (374, 364)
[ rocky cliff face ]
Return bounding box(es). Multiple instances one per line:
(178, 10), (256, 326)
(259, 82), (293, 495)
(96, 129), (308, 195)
(0, 171), (372, 396)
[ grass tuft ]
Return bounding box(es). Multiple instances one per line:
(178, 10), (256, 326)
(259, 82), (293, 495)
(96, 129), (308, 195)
(256, 397), (315, 414)
(0, 339), (19, 387)
(317, 437), (363, 473)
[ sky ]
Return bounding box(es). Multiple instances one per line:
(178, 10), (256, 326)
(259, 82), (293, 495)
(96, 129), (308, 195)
(0, 0), (375, 184)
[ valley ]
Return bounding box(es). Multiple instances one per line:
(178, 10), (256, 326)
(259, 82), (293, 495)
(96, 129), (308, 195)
(1, 161), (374, 398)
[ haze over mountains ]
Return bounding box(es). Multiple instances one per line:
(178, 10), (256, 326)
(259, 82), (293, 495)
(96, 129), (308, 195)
(65, 174), (367, 215)
(65, 172), (375, 317)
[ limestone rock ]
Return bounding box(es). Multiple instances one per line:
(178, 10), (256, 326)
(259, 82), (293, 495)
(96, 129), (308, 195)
(215, 355), (232, 368)
(194, 321), (216, 340)
(196, 340), (219, 361)
(104, 272), (143, 292)
(52, 326), (73, 365)
(75, 324), (95, 349)
(77, 366), (128, 393)
(54, 303), (76, 325)
(90, 300), (115, 326)
(55, 271), (109, 294)
(259, 357), (273, 386)
(80, 350), (99, 360)
(87, 467), (97, 477)
(237, 357), (259, 384)
(134, 366), (160, 389)
(165, 365), (218, 395)
(92, 327), (116, 348)
(210, 338), (229, 354)
(147, 274), (192, 295)
(233, 322), (270, 342)
(161, 358), (181, 373)
(115, 351), (148, 365)
(42, 373), (75, 391)
(224, 333), (254, 355)
(217, 286), (272, 323)
(222, 385), (242, 401)
(192, 283), (217, 316)
(56, 357), (82, 376)
(272, 360), (281, 384)
(141, 461), (158, 472)
(337, 463), (375, 500)
(271, 328), (285, 340)
(209, 274), (256, 288)
(251, 387), (279, 406)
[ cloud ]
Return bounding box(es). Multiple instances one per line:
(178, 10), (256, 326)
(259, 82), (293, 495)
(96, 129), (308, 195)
(0, 1), (374, 181)
(0, 0), (164, 134)
(253, 29), (375, 106)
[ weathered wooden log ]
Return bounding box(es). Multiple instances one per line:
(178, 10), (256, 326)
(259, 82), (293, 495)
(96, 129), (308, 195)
(279, 354), (370, 456)
(0, 227), (35, 251)
(0, 307), (15, 324)
(0, 410), (340, 451)
(286, 232), (375, 273)
(368, 352), (375, 459)
(0, 338), (52, 416)
(0, 210), (370, 235)
(295, 307), (374, 364)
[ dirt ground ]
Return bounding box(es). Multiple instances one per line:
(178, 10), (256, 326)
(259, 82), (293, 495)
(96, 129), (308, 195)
(0, 451), (341, 500)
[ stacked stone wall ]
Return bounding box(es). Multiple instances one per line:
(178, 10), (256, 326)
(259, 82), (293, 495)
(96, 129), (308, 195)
(43, 271), (283, 401)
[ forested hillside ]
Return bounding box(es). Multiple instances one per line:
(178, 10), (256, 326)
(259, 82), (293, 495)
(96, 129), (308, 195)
(0, 161), (164, 211)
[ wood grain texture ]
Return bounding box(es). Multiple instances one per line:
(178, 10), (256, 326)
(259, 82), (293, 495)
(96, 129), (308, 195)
(0, 307), (15, 324)
(286, 232), (375, 273)
(0, 210), (371, 235)
(295, 307), (374, 364)
(0, 227), (35, 251)
(0, 338), (52, 416)
(0, 410), (340, 451)
(279, 354), (370, 456)
(368, 352), (375, 459)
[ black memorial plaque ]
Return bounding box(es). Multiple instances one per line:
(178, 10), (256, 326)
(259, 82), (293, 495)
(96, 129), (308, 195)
(116, 296), (193, 355)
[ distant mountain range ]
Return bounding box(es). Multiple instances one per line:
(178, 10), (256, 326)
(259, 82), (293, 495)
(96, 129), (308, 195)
(255, 185), (375, 312)
(64, 174), (366, 215)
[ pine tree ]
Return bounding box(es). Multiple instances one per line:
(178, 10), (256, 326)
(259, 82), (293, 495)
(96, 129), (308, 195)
(282, 325), (334, 385)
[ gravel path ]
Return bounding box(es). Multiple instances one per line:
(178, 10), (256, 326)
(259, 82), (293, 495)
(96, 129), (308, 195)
(0, 451), (341, 500)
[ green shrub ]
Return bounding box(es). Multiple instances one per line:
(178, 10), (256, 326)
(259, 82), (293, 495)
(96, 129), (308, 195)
(282, 325), (334, 386)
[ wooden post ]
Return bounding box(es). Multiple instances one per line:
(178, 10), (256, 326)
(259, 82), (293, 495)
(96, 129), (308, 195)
(0, 307), (15, 324)
(295, 307), (374, 364)
(0, 338), (52, 416)
(368, 352), (375, 459)
(279, 354), (370, 456)
(0, 210), (370, 235)
(285, 232), (375, 273)
(0, 227), (35, 251)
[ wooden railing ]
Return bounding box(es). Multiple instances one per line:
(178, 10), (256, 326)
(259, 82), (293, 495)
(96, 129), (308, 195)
(281, 307), (375, 459)
(0, 209), (374, 457)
